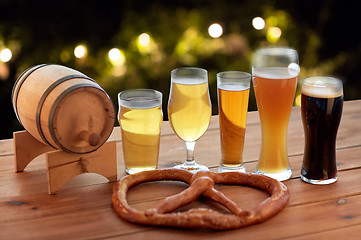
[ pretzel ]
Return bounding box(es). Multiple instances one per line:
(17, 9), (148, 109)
(112, 169), (289, 230)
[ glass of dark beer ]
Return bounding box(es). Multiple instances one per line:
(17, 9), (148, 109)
(300, 76), (343, 184)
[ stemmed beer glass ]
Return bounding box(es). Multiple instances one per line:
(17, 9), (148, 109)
(168, 67), (212, 172)
(252, 47), (299, 181)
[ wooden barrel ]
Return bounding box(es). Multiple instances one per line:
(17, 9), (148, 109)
(12, 64), (115, 154)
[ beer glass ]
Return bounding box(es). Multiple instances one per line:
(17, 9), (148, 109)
(300, 76), (343, 184)
(217, 71), (251, 173)
(168, 67), (212, 172)
(118, 89), (163, 174)
(252, 47), (299, 181)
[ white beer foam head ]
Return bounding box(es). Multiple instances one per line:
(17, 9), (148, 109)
(217, 71), (251, 90)
(218, 83), (249, 91)
(171, 67), (208, 85)
(172, 78), (207, 85)
(118, 89), (162, 109)
(302, 76), (343, 98)
(253, 67), (299, 79)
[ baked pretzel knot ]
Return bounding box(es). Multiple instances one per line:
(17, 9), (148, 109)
(112, 169), (289, 230)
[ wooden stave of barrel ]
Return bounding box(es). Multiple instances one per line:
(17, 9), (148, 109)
(12, 64), (115, 154)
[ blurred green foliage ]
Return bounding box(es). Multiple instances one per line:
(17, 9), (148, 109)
(0, 0), (360, 139)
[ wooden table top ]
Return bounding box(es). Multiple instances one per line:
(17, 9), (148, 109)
(1, 100), (361, 239)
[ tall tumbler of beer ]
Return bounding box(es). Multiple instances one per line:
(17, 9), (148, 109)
(217, 71), (251, 173)
(301, 76), (343, 184)
(252, 47), (299, 181)
(118, 89), (163, 174)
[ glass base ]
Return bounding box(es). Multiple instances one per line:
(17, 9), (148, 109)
(174, 162), (209, 173)
(218, 164), (246, 173)
(300, 175), (337, 185)
(255, 167), (292, 181)
(126, 167), (156, 175)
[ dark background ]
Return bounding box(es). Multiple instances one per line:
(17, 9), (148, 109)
(1, 0), (360, 139)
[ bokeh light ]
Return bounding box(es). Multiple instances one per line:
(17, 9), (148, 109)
(288, 63), (300, 73)
(60, 50), (71, 62)
(294, 93), (301, 107)
(0, 48), (12, 62)
(0, 1), (359, 142)
(269, 27), (282, 38)
(108, 48), (126, 66)
(0, 63), (9, 80)
(252, 17), (265, 30)
(74, 44), (87, 59)
(267, 27), (282, 43)
(208, 23), (223, 38)
(138, 33), (151, 47)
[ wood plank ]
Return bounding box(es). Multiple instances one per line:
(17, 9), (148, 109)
(100, 191), (361, 240)
(46, 140), (117, 194)
(288, 223), (361, 239)
(121, 164), (361, 211)
(1, 100), (360, 158)
(13, 131), (54, 172)
(2, 170), (361, 240)
(1, 126), (361, 198)
(0, 205), (148, 240)
(1, 131), (361, 200)
(154, 106), (361, 170)
(2, 156), (361, 231)
(0, 100), (360, 239)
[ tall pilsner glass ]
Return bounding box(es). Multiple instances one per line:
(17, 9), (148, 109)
(217, 71), (251, 173)
(168, 67), (212, 172)
(252, 47), (299, 181)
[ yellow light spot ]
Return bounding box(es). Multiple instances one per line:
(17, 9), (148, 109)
(269, 27), (282, 38)
(295, 93), (301, 106)
(208, 23), (223, 38)
(74, 45), (87, 59)
(0, 48), (12, 62)
(138, 33), (151, 47)
(252, 17), (265, 30)
(108, 48), (126, 66)
(267, 27), (282, 43)
(60, 50), (71, 62)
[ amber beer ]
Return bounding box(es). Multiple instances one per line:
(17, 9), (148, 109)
(253, 67), (298, 178)
(217, 71), (251, 172)
(118, 89), (163, 174)
(301, 76), (343, 184)
(168, 79), (212, 142)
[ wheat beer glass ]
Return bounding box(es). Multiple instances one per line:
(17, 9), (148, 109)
(168, 67), (212, 172)
(252, 47), (299, 181)
(217, 71), (251, 173)
(118, 89), (163, 174)
(301, 76), (343, 184)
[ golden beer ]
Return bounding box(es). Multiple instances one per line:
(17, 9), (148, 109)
(253, 67), (298, 174)
(118, 89), (162, 174)
(218, 84), (250, 168)
(168, 67), (211, 172)
(168, 79), (212, 142)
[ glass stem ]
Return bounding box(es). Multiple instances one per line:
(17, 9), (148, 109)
(185, 141), (196, 166)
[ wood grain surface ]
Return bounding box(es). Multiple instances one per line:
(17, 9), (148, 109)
(1, 100), (360, 239)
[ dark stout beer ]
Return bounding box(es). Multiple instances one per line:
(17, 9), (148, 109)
(300, 76), (343, 184)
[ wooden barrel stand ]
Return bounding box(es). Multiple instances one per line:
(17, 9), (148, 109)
(13, 130), (117, 195)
